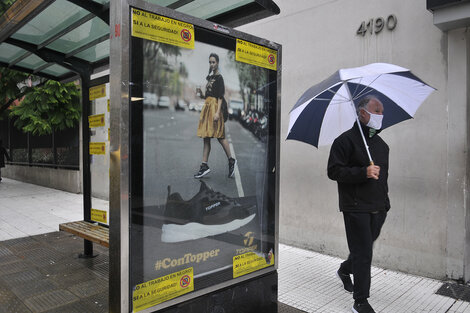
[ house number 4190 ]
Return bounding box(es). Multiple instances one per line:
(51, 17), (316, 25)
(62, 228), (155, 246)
(357, 15), (397, 36)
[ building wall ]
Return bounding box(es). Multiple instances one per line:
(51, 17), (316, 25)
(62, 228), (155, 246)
(238, 0), (460, 280)
(3, 165), (81, 193)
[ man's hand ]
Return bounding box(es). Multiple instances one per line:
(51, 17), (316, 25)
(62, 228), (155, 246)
(367, 165), (380, 180)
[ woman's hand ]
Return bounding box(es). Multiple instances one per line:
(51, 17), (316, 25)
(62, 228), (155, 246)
(213, 111), (220, 122)
(196, 87), (204, 99)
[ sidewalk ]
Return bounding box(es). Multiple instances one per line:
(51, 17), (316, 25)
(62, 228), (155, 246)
(1, 177), (470, 312)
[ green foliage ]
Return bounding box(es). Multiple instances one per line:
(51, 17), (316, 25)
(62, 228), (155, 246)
(227, 51), (268, 110)
(9, 80), (81, 136)
(0, 1), (81, 136)
(0, 67), (31, 103)
(0, 0), (16, 16)
(143, 41), (181, 97)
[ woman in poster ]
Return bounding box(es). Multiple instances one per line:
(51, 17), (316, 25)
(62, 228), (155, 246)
(194, 53), (236, 179)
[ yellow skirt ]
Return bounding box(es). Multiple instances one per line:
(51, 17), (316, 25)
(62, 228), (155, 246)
(197, 97), (225, 138)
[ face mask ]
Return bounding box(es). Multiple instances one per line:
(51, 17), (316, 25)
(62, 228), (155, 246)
(364, 109), (383, 130)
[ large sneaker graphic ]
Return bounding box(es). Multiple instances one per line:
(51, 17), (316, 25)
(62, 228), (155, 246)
(161, 181), (256, 243)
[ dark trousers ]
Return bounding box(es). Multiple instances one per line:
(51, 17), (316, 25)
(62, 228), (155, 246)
(339, 211), (387, 301)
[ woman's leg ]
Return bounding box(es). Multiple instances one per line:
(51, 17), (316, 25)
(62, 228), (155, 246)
(218, 138), (237, 178)
(217, 138), (232, 159)
(202, 138), (211, 162)
(194, 138), (212, 178)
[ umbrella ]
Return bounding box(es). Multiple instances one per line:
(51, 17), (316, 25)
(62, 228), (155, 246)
(286, 63), (435, 163)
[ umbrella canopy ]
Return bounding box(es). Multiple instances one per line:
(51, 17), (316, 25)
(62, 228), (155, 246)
(287, 63), (436, 148)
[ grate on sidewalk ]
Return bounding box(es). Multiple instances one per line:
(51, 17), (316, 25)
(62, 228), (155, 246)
(436, 283), (470, 302)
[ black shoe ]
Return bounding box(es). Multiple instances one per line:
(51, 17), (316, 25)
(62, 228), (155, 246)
(228, 158), (237, 178)
(336, 269), (354, 293)
(194, 163), (210, 178)
(352, 301), (375, 313)
(161, 181), (256, 243)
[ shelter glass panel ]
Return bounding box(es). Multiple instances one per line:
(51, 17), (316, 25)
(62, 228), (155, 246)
(46, 17), (109, 54)
(0, 43), (27, 64)
(145, 0), (183, 6)
(89, 82), (110, 225)
(11, 0), (89, 46)
(74, 40), (110, 62)
(16, 54), (47, 71)
(128, 6), (278, 311)
(40, 64), (70, 77)
(177, 0), (252, 18)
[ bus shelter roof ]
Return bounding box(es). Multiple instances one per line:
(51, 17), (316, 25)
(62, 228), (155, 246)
(0, 0), (280, 81)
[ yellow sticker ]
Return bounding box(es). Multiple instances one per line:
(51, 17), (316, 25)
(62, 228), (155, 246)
(88, 114), (105, 128)
(91, 208), (107, 223)
(133, 267), (194, 312)
(89, 84), (106, 100)
(236, 39), (277, 71)
(107, 99), (110, 112)
(131, 8), (194, 49)
(90, 142), (106, 155)
(233, 251), (274, 278)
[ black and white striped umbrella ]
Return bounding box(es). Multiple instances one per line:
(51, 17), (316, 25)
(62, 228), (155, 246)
(287, 63), (435, 152)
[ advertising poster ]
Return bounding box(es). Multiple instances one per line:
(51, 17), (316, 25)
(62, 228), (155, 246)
(129, 7), (278, 310)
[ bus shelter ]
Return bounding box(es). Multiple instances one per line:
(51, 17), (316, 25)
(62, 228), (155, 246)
(0, 1), (281, 312)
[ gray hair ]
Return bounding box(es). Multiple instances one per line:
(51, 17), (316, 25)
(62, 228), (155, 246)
(356, 95), (380, 114)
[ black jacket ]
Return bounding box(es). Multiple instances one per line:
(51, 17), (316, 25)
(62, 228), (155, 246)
(327, 123), (390, 213)
(0, 146), (10, 168)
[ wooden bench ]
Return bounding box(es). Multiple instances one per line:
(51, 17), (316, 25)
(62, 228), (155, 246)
(59, 221), (109, 248)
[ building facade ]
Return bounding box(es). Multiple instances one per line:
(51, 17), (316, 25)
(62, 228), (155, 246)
(239, 0), (470, 282)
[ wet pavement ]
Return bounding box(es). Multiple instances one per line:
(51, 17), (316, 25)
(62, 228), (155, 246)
(2, 178), (470, 312)
(0, 231), (108, 313)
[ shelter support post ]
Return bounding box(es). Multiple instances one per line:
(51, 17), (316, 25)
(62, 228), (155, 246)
(79, 75), (97, 258)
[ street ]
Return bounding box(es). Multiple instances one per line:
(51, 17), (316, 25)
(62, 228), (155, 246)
(142, 107), (267, 207)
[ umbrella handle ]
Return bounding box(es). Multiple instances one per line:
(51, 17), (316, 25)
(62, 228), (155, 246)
(370, 161), (375, 165)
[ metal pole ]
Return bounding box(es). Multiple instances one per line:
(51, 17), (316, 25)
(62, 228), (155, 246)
(52, 130), (57, 168)
(80, 75), (96, 258)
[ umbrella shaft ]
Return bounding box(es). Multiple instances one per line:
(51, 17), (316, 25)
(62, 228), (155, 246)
(344, 82), (374, 164)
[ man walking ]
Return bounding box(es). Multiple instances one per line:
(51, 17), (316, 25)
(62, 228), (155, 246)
(327, 95), (390, 313)
(0, 140), (11, 182)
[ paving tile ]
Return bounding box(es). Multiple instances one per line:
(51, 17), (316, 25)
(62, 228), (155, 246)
(0, 269), (45, 288)
(0, 260), (31, 276)
(2, 178), (470, 313)
(0, 297), (33, 313)
(41, 300), (92, 313)
(81, 291), (109, 313)
(23, 289), (79, 313)
(67, 278), (108, 298)
(9, 279), (59, 299)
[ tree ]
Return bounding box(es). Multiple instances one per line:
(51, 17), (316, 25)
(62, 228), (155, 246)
(0, 0), (15, 15)
(143, 41), (181, 104)
(227, 51), (268, 112)
(0, 68), (81, 136)
(0, 2), (81, 136)
(8, 80), (80, 136)
(0, 67), (32, 115)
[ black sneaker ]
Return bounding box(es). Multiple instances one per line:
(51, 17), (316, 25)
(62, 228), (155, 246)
(336, 269), (354, 293)
(228, 158), (237, 178)
(352, 301), (375, 313)
(161, 181), (256, 243)
(194, 163), (210, 178)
